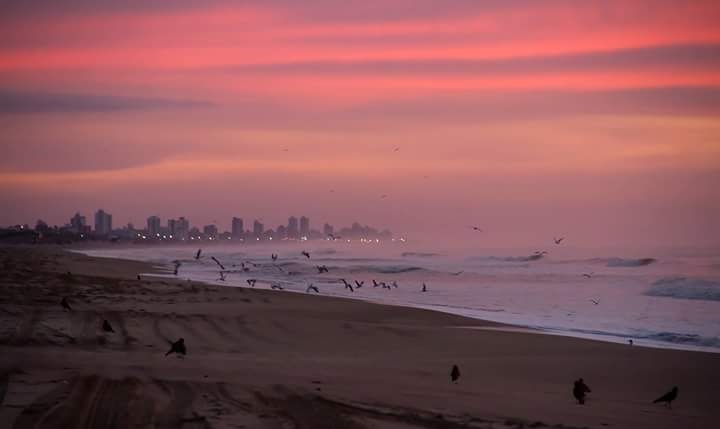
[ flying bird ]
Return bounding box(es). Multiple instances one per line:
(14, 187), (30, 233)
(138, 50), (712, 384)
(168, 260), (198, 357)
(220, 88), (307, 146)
(451, 364), (460, 383)
(165, 338), (186, 357)
(589, 299), (599, 305)
(653, 386), (678, 408)
(391, 281), (399, 288)
(582, 272), (594, 278)
(470, 226), (483, 232)
(380, 194), (388, 199)
(316, 265), (329, 273)
(451, 271), (464, 276)
(554, 237), (565, 245)
(195, 248), (202, 259)
(393, 147), (400, 152)
(271, 284), (284, 290)
(211, 256), (225, 270)
(102, 319), (114, 333)
(306, 284), (320, 294)
(301, 251), (310, 259)
(61, 297), (72, 312)
(247, 279), (257, 287)
(341, 279), (354, 292)
(355, 280), (364, 289)
(534, 250), (548, 256)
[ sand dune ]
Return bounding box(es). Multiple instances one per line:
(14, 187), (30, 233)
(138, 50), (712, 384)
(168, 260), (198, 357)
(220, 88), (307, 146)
(1, 246), (719, 428)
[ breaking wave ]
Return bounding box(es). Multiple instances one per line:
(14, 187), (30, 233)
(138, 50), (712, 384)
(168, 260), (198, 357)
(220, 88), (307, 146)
(466, 253), (546, 263)
(645, 277), (720, 301)
(349, 265), (428, 274)
(401, 252), (441, 258)
(583, 257), (657, 267)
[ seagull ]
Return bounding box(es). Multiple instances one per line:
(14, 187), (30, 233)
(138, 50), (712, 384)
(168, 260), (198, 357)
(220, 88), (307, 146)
(451, 364), (460, 383)
(301, 251), (310, 259)
(341, 279), (354, 292)
(195, 248), (202, 259)
(372, 280), (381, 288)
(246, 279), (257, 287)
(393, 147), (400, 152)
(61, 297), (72, 312)
(173, 261), (181, 276)
(554, 237), (565, 245)
(380, 194), (388, 199)
(470, 226), (483, 232)
(354, 280), (364, 289)
(211, 256), (225, 270)
(628, 339), (634, 346)
(165, 338), (186, 357)
(451, 271), (464, 276)
(422, 283), (427, 292)
(271, 253), (278, 261)
(391, 281), (399, 288)
(589, 299), (599, 305)
(316, 265), (329, 273)
(582, 272), (594, 278)
(306, 284), (320, 294)
(137, 274), (141, 281)
(102, 319), (114, 333)
(653, 386), (678, 408)
(218, 271), (226, 281)
(534, 250), (548, 256)
(271, 284), (284, 290)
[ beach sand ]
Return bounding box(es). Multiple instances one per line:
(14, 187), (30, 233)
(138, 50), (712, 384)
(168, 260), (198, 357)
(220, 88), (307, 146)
(1, 246), (718, 428)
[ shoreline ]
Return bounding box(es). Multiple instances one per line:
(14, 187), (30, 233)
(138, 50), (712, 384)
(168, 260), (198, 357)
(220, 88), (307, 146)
(2, 245), (720, 428)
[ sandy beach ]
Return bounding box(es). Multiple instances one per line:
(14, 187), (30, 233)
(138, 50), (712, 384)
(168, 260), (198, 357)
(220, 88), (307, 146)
(1, 245), (719, 429)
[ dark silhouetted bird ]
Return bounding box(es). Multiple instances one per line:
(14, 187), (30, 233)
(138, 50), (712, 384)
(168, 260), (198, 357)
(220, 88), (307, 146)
(380, 194), (388, 199)
(195, 248), (202, 260)
(534, 250), (548, 256)
(393, 147), (400, 152)
(301, 251), (310, 259)
(211, 256), (225, 270)
(307, 284), (319, 294)
(102, 319), (114, 333)
(451, 364), (460, 383)
(451, 271), (464, 276)
(316, 265), (329, 273)
(372, 279), (380, 288)
(218, 271), (226, 281)
(355, 280), (364, 288)
(583, 272), (594, 278)
(165, 338), (186, 356)
(61, 297), (72, 312)
(554, 237), (565, 245)
(137, 274), (141, 281)
(628, 339), (634, 346)
(653, 386), (678, 408)
(470, 226), (483, 232)
(271, 284), (284, 290)
(173, 261), (181, 276)
(247, 279), (257, 287)
(589, 299), (599, 305)
(573, 378), (592, 404)
(341, 279), (354, 292)
(391, 281), (399, 288)
(422, 283), (428, 292)
(271, 253), (278, 261)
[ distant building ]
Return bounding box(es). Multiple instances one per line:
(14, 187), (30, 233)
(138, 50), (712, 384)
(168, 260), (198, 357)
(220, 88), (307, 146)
(167, 218), (177, 236)
(276, 225), (287, 239)
(253, 220), (264, 238)
(147, 216), (161, 237)
(203, 224), (218, 239)
(94, 209), (112, 236)
(176, 217), (189, 240)
(70, 213), (86, 233)
(300, 216), (310, 237)
(287, 216), (299, 239)
(232, 217), (244, 239)
(323, 223), (334, 237)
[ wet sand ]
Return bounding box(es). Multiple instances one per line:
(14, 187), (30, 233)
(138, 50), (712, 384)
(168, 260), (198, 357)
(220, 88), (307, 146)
(1, 245), (719, 428)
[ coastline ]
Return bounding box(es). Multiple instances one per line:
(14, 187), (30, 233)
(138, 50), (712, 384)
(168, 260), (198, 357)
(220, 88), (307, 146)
(2, 245), (720, 428)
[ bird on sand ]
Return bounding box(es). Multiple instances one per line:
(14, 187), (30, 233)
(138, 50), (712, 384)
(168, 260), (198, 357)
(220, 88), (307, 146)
(102, 319), (114, 333)
(589, 299), (599, 305)
(582, 272), (594, 278)
(173, 261), (181, 276)
(137, 274), (141, 281)
(211, 256), (225, 270)
(554, 237), (565, 245)
(271, 253), (278, 261)
(340, 279), (354, 292)
(165, 338), (186, 357)
(271, 284), (284, 290)
(628, 339), (634, 345)
(653, 386), (678, 408)
(422, 283), (428, 292)
(573, 378), (592, 404)
(355, 280), (364, 289)
(316, 265), (329, 273)
(61, 297), (72, 312)
(391, 281), (399, 288)
(218, 271), (226, 281)
(306, 284), (320, 294)
(195, 248), (202, 260)
(247, 279), (257, 287)
(301, 251), (310, 259)
(451, 364), (460, 383)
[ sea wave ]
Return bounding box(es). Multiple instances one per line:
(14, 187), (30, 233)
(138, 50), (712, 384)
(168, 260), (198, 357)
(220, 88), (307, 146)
(348, 265), (428, 274)
(401, 252), (441, 258)
(582, 257), (657, 267)
(544, 326), (720, 349)
(645, 277), (720, 301)
(465, 253), (546, 263)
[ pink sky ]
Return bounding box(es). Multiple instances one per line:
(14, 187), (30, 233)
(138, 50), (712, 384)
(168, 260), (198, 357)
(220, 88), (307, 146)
(1, 0), (719, 246)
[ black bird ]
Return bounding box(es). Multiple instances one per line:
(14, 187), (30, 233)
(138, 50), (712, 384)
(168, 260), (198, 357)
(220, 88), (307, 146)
(583, 272), (594, 278)
(247, 279), (257, 287)
(173, 261), (181, 276)
(554, 237), (565, 245)
(271, 284), (284, 290)
(211, 256), (225, 270)
(573, 378), (592, 404)
(306, 284), (319, 294)
(391, 281), (398, 288)
(470, 226), (483, 232)
(61, 297), (72, 312)
(653, 386), (678, 408)
(137, 274), (142, 281)
(341, 279), (354, 292)
(355, 280), (364, 289)
(316, 265), (329, 273)
(422, 283), (427, 292)
(372, 279), (380, 288)
(165, 338), (186, 357)
(102, 319), (114, 333)
(271, 253), (278, 261)
(534, 250), (548, 256)
(451, 364), (460, 383)
(218, 271), (226, 281)
(589, 299), (599, 305)
(628, 339), (634, 346)
(195, 248), (202, 260)
(451, 271), (463, 276)
(301, 251), (310, 259)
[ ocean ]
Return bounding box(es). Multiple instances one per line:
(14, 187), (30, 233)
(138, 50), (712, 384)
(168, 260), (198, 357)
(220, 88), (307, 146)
(76, 242), (720, 353)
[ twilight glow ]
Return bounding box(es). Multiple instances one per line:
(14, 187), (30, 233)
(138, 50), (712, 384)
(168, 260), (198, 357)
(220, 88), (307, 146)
(1, 0), (719, 246)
